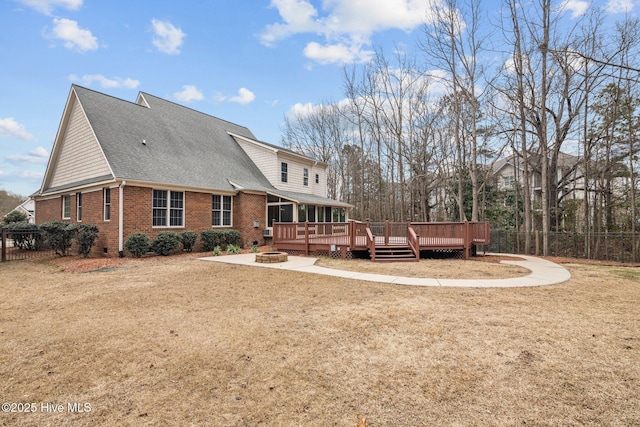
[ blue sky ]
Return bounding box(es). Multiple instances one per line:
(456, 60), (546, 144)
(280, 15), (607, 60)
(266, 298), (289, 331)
(0, 0), (636, 197)
(0, 0), (433, 196)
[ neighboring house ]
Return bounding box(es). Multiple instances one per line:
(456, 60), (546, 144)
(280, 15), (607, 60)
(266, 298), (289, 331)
(5, 198), (36, 224)
(33, 85), (351, 256)
(492, 151), (584, 204)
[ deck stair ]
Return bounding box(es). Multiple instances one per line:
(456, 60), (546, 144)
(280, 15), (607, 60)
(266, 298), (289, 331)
(371, 245), (418, 262)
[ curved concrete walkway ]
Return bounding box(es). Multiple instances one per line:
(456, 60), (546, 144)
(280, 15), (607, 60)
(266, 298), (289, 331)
(200, 252), (571, 288)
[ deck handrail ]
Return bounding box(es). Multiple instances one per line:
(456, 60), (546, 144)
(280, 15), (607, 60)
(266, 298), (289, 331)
(365, 223), (376, 260)
(407, 225), (420, 260)
(272, 220), (490, 260)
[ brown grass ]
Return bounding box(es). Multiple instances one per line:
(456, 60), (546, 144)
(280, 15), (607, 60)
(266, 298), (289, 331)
(1, 253), (638, 426)
(315, 255), (530, 279)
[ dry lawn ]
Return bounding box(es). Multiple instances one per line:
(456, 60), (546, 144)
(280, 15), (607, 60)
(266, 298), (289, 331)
(0, 253), (638, 426)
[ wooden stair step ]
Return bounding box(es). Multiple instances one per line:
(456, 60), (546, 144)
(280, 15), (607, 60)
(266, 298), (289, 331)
(371, 245), (418, 262)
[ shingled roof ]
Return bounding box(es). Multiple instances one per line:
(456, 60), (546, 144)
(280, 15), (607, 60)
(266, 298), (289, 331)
(71, 85), (274, 193)
(39, 85), (351, 208)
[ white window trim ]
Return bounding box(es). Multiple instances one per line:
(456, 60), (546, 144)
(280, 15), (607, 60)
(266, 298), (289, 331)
(212, 194), (233, 227)
(62, 194), (71, 220)
(103, 188), (111, 222)
(76, 192), (82, 222)
(152, 189), (185, 228)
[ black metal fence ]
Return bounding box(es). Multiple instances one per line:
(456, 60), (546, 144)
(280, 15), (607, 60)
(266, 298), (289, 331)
(1, 228), (56, 262)
(486, 230), (640, 264)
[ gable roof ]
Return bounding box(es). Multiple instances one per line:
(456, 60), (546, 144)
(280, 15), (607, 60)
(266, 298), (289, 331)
(41, 85), (274, 194)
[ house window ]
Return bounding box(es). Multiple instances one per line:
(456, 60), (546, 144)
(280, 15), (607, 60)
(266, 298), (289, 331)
(153, 190), (183, 227)
(76, 192), (82, 222)
(298, 204), (306, 222)
(281, 162), (288, 183)
(62, 195), (71, 219)
(303, 168), (309, 186)
(104, 188), (111, 221)
(315, 174), (319, 184)
(267, 196), (294, 226)
(503, 175), (515, 188)
(212, 195), (232, 227)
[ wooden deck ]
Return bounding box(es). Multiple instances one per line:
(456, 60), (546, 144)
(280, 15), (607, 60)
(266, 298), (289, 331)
(272, 220), (490, 261)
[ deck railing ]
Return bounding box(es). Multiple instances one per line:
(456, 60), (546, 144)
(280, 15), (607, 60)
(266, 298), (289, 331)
(272, 220), (490, 259)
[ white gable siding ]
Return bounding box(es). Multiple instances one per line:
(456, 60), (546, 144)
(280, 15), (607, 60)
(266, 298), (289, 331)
(311, 164), (327, 197)
(48, 98), (111, 189)
(232, 134), (330, 198)
(235, 138), (278, 183)
(275, 153), (316, 194)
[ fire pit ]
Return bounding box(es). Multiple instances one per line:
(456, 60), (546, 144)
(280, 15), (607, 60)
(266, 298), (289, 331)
(255, 251), (288, 263)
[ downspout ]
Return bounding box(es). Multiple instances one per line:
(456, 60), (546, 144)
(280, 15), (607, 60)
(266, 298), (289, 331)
(118, 181), (126, 257)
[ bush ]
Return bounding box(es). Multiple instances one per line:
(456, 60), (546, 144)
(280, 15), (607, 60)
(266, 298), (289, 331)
(151, 231), (180, 256)
(178, 230), (198, 253)
(2, 210), (28, 226)
(40, 221), (77, 256)
(76, 224), (99, 258)
(200, 229), (241, 251)
(5, 222), (41, 250)
(212, 245), (222, 256)
(124, 233), (150, 258)
(226, 244), (241, 254)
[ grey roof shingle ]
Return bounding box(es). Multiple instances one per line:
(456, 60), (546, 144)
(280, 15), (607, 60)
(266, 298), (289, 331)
(73, 85), (274, 192)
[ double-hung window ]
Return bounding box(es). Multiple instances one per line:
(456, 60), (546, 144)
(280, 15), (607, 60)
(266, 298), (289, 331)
(212, 195), (232, 226)
(62, 195), (71, 219)
(104, 188), (111, 221)
(303, 168), (309, 186)
(153, 190), (184, 227)
(281, 162), (288, 183)
(76, 192), (83, 222)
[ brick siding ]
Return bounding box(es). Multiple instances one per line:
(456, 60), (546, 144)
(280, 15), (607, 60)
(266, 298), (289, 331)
(36, 185), (268, 256)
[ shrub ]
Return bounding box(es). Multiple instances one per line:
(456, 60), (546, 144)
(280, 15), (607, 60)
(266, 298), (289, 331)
(40, 221), (77, 256)
(75, 224), (99, 258)
(5, 222), (41, 251)
(212, 245), (222, 256)
(200, 229), (241, 251)
(251, 245), (259, 253)
(226, 244), (241, 254)
(2, 210), (28, 226)
(124, 233), (150, 258)
(178, 230), (198, 253)
(151, 231), (180, 256)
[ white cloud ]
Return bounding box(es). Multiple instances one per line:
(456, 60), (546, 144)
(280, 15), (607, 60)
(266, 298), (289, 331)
(0, 117), (34, 141)
(606, 0), (635, 13)
(69, 74), (139, 89)
(229, 88), (256, 105)
(559, 0), (590, 17)
(261, 0), (432, 64)
(304, 41), (373, 64)
(173, 85), (204, 102)
(6, 147), (49, 164)
(16, 0), (82, 15)
(151, 19), (185, 55)
(48, 18), (98, 52)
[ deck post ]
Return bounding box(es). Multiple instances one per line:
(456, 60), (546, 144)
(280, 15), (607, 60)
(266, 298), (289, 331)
(464, 220), (470, 259)
(349, 219), (355, 249)
(385, 220), (389, 245)
(304, 221), (309, 256)
(1, 228), (6, 262)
